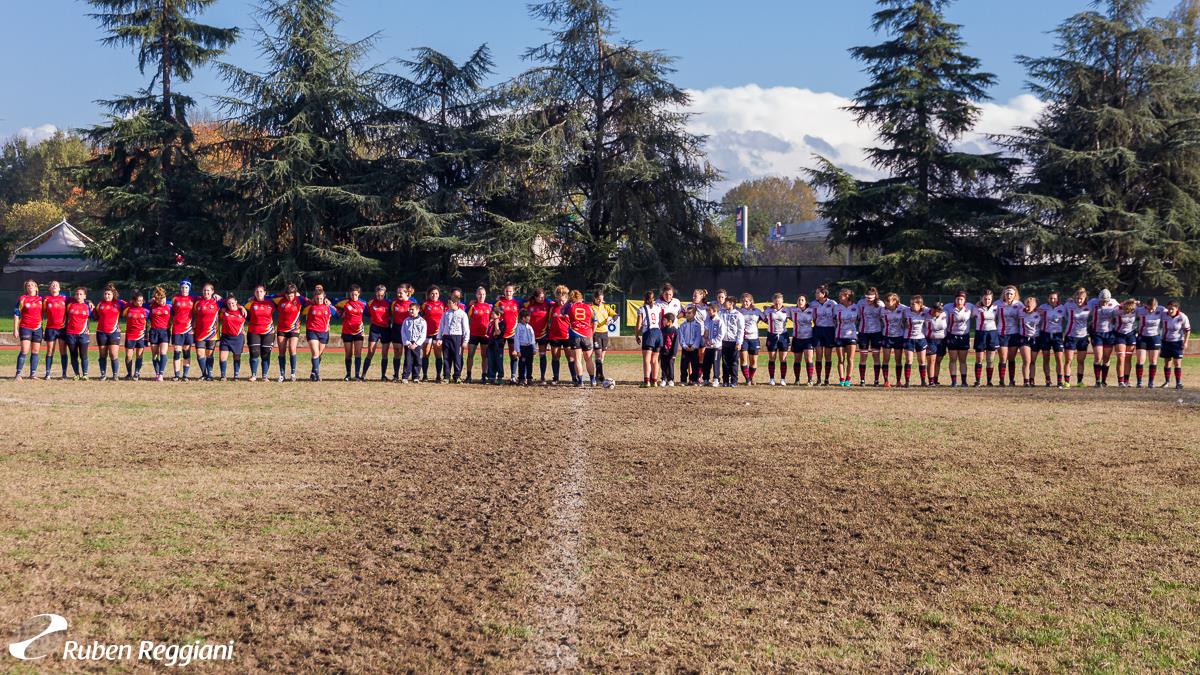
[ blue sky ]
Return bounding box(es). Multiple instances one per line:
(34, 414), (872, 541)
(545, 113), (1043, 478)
(0, 0), (1182, 190)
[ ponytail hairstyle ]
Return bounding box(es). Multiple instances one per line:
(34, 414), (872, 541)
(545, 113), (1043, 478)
(838, 287), (854, 304)
(643, 290), (655, 304)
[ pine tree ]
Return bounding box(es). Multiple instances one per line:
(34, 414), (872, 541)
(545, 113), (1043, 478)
(1005, 0), (1200, 294)
(78, 0), (238, 283)
(215, 0), (386, 286)
(520, 0), (729, 289)
(807, 0), (1015, 291)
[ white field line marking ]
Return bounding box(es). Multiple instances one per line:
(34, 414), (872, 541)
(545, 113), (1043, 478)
(527, 391), (589, 672)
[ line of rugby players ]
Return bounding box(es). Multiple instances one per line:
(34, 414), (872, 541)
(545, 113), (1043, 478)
(631, 284), (1190, 390)
(10, 279), (614, 385)
(11, 279), (1192, 389)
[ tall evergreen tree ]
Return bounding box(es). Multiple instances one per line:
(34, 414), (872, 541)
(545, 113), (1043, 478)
(520, 0), (729, 289)
(1005, 0), (1200, 294)
(807, 0), (1015, 291)
(78, 0), (238, 282)
(216, 0), (386, 286)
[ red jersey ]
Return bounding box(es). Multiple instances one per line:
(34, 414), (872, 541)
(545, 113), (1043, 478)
(420, 300), (445, 332)
(390, 298), (415, 325)
(15, 295), (44, 330)
(304, 302), (334, 332)
(273, 295), (308, 333)
(123, 305), (150, 341)
(567, 302), (594, 338)
(65, 300), (92, 335)
(336, 299), (367, 336)
(94, 299), (125, 334)
(368, 298), (392, 328)
(219, 307), (247, 336)
(149, 300), (172, 330)
(548, 300), (570, 340)
(42, 294), (67, 330)
(527, 300), (550, 339)
(496, 298), (521, 338)
(468, 301), (493, 337)
(170, 294), (196, 334)
(244, 298), (277, 335)
(193, 297), (222, 340)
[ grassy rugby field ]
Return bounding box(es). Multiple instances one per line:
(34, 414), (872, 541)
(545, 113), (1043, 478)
(1, 352), (1198, 671)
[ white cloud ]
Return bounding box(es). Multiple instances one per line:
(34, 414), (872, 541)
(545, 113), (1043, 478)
(684, 85), (1046, 196)
(16, 123), (59, 143)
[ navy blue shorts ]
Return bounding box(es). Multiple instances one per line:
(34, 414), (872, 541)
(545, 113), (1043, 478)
(1038, 333), (1064, 353)
(278, 330), (300, 340)
(741, 337), (760, 353)
(219, 334), (245, 355)
(998, 333), (1020, 348)
(974, 330), (999, 352)
(904, 338), (928, 353)
(368, 325), (390, 343)
(1114, 332), (1136, 347)
(1015, 335), (1037, 349)
(1161, 341), (1184, 359)
(536, 338), (551, 347)
(835, 337), (857, 348)
(18, 327), (43, 343)
(568, 332), (593, 351)
(791, 336), (814, 353)
(884, 335), (906, 350)
(124, 338), (146, 349)
(171, 331), (195, 347)
(65, 332), (90, 348)
(945, 334), (970, 351)
(859, 332), (884, 350)
(96, 330), (121, 346)
(766, 333), (788, 352)
(148, 328), (170, 345)
(1136, 335), (1161, 350)
(641, 328), (663, 352)
(1093, 331), (1116, 347)
(813, 325), (835, 348)
(44, 327), (64, 343)
(1065, 336), (1090, 351)
(930, 339), (946, 356)
(306, 330), (329, 344)
(341, 333), (364, 343)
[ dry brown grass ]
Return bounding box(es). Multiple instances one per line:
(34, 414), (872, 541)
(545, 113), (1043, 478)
(1, 358), (1198, 672)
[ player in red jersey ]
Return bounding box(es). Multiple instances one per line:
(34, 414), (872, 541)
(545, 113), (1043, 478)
(12, 279), (45, 381)
(93, 283), (126, 381)
(169, 280), (201, 380)
(362, 284), (393, 381)
(303, 285), (336, 381)
(147, 286), (174, 381)
(385, 283), (416, 381)
(218, 295), (248, 380)
(335, 285), (368, 380)
(495, 283), (522, 383)
(121, 291), (151, 380)
(564, 289), (596, 386)
(193, 283), (223, 381)
(419, 286), (446, 382)
(272, 283), (311, 382)
(244, 285), (278, 381)
(465, 286), (492, 383)
(525, 288), (552, 383)
(547, 285), (572, 384)
(64, 286), (95, 379)
(40, 280), (69, 379)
